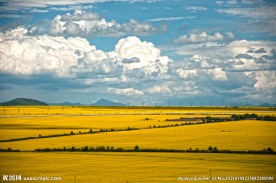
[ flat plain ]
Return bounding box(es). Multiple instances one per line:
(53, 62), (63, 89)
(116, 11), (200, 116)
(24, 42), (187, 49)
(0, 106), (275, 182)
(1, 152), (275, 183)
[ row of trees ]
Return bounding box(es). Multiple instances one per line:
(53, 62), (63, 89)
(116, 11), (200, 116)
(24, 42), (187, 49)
(204, 113), (276, 122)
(31, 146), (275, 154)
(35, 146), (127, 152)
(231, 113), (276, 121)
(1, 146), (274, 154)
(0, 122), (194, 143)
(0, 148), (20, 152)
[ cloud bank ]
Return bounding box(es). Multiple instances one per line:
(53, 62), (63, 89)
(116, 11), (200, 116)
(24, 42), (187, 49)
(29, 10), (163, 37)
(0, 27), (171, 99)
(1, 26), (275, 105)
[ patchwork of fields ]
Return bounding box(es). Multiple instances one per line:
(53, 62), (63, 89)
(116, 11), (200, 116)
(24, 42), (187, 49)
(0, 106), (275, 182)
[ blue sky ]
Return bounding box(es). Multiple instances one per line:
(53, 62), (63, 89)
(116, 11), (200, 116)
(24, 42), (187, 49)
(0, 0), (275, 105)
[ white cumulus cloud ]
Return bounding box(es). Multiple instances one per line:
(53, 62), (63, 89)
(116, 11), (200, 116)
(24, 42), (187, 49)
(176, 69), (197, 79)
(254, 71), (276, 90)
(0, 27), (96, 77)
(30, 10), (162, 37)
(207, 68), (227, 81)
(108, 88), (144, 96)
(176, 40), (276, 73)
(174, 32), (234, 44)
(147, 84), (171, 94)
(0, 27), (172, 89)
(111, 36), (171, 75)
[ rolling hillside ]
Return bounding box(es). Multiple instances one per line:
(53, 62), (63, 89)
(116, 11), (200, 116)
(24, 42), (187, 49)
(0, 98), (48, 106)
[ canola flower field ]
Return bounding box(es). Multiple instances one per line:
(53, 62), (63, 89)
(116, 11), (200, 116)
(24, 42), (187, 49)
(0, 106), (275, 182)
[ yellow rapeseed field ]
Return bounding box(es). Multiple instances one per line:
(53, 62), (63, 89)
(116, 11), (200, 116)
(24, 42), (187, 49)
(1, 106), (275, 142)
(0, 106), (275, 183)
(1, 106), (274, 116)
(0, 114), (185, 140)
(0, 152), (275, 183)
(1, 120), (275, 151)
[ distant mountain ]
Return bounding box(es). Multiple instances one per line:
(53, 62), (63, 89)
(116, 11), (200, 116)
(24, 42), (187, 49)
(259, 103), (276, 107)
(91, 99), (127, 106)
(49, 102), (84, 106)
(0, 98), (48, 106)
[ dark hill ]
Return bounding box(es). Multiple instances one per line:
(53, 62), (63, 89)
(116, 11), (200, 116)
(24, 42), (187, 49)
(92, 99), (127, 106)
(0, 98), (48, 106)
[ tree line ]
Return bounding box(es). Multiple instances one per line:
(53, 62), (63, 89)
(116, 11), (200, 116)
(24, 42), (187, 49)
(204, 113), (276, 122)
(1, 146), (274, 154)
(0, 123), (197, 143)
(230, 113), (276, 121)
(32, 146), (276, 154)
